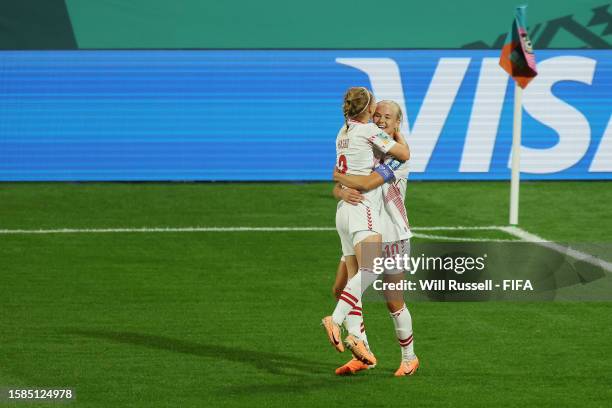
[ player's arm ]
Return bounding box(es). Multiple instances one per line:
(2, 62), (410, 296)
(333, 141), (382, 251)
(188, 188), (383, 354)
(369, 127), (410, 161)
(333, 161), (396, 191)
(387, 144), (408, 161)
(332, 182), (363, 205)
(334, 170), (384, 191)
(393, 131), (411, 161)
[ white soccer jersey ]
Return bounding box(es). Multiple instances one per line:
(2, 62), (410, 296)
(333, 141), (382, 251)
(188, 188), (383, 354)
(386, 156), (409, 181)
(378, 155), (412, 242)
(336, 120), (397, 175)
(335, 120), (397, 255)
(335, 120), (397, 211)
(378, 156), (412, 273)
(381, 178), (412, 241)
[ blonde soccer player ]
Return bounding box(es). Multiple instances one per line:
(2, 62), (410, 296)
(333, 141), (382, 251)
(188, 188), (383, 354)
(332, 100), (419, 377)
(322, 88), (409, 366)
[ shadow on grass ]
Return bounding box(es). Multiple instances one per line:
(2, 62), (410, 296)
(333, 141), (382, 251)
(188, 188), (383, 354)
(65, 328), (380, 395)
(66, 328), (337, 377)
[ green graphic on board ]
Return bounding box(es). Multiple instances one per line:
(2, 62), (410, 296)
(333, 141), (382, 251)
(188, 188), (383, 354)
(463, 3), (611, 48)
(0, 0), (609, 49)
(0, 0), (76, 49)
(64, 0), (610, 49)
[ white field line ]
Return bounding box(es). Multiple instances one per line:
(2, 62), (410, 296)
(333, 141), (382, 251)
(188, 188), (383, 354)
(1, 225), (607, 270)
(412, 233), (515, 242)
(500, 226), (612, 273)
(413, 226), (506, 231)
(0, 225), (506, 235)
(0, 226), (335, 234)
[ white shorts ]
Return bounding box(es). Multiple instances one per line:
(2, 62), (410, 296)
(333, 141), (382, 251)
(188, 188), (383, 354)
(381, 238), (411, 275)
(336, 202), (381, 256)
(339, 239), (410, 275)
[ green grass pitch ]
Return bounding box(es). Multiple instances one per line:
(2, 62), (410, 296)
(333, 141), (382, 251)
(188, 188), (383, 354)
(0, 181), (611, 407)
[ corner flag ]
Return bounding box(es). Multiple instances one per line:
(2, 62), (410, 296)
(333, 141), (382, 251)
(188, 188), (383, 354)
(499, 5), (538, 225)
(499, 5), (538, 88)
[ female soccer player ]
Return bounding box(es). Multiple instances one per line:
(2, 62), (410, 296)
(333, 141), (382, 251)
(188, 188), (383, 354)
(322, 88), (409, 367)
(332, 100), (419, 377)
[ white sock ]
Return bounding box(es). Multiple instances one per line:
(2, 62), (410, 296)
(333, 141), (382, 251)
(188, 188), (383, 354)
(343, 300), (369, 346)
(390, 304), (415, 361)
(332, 267), (379, 325)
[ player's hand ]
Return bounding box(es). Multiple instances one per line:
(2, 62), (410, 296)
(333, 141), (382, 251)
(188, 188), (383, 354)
(339, 187), (363, 205)
(333, 167), (343, 181)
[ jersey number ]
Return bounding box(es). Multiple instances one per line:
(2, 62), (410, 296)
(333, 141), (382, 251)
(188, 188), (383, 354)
(384, 243), (400, 258)
(337, 155), (348, 174)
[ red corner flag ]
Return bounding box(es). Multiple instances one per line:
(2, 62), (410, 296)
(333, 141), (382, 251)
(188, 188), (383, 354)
(499, 5), (538, 88)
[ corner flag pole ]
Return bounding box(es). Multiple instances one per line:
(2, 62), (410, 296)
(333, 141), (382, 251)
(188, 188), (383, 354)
(499, 5), (537, 226)
(509, 84), (522, 225)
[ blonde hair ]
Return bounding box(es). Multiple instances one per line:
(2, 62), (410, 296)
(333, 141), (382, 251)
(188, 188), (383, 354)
(343, 87), (374, 121)
(377, 100), (403, 122)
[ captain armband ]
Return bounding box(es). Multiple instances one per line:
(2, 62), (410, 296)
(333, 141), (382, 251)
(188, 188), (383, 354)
(374, 163), (396, 183)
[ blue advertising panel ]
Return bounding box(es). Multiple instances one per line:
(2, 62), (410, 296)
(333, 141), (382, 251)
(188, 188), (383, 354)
(0, 50), (610, 181)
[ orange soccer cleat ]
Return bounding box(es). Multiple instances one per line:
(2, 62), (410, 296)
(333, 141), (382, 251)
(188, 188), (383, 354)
(321, 316), (344, 352)
(344, 334), (377, 365)
(335, 358), (375, 375)
(394, 357), (420, 377)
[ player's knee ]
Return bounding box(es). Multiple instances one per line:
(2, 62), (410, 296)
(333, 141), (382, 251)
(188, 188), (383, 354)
(386, 300), (405, 313)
